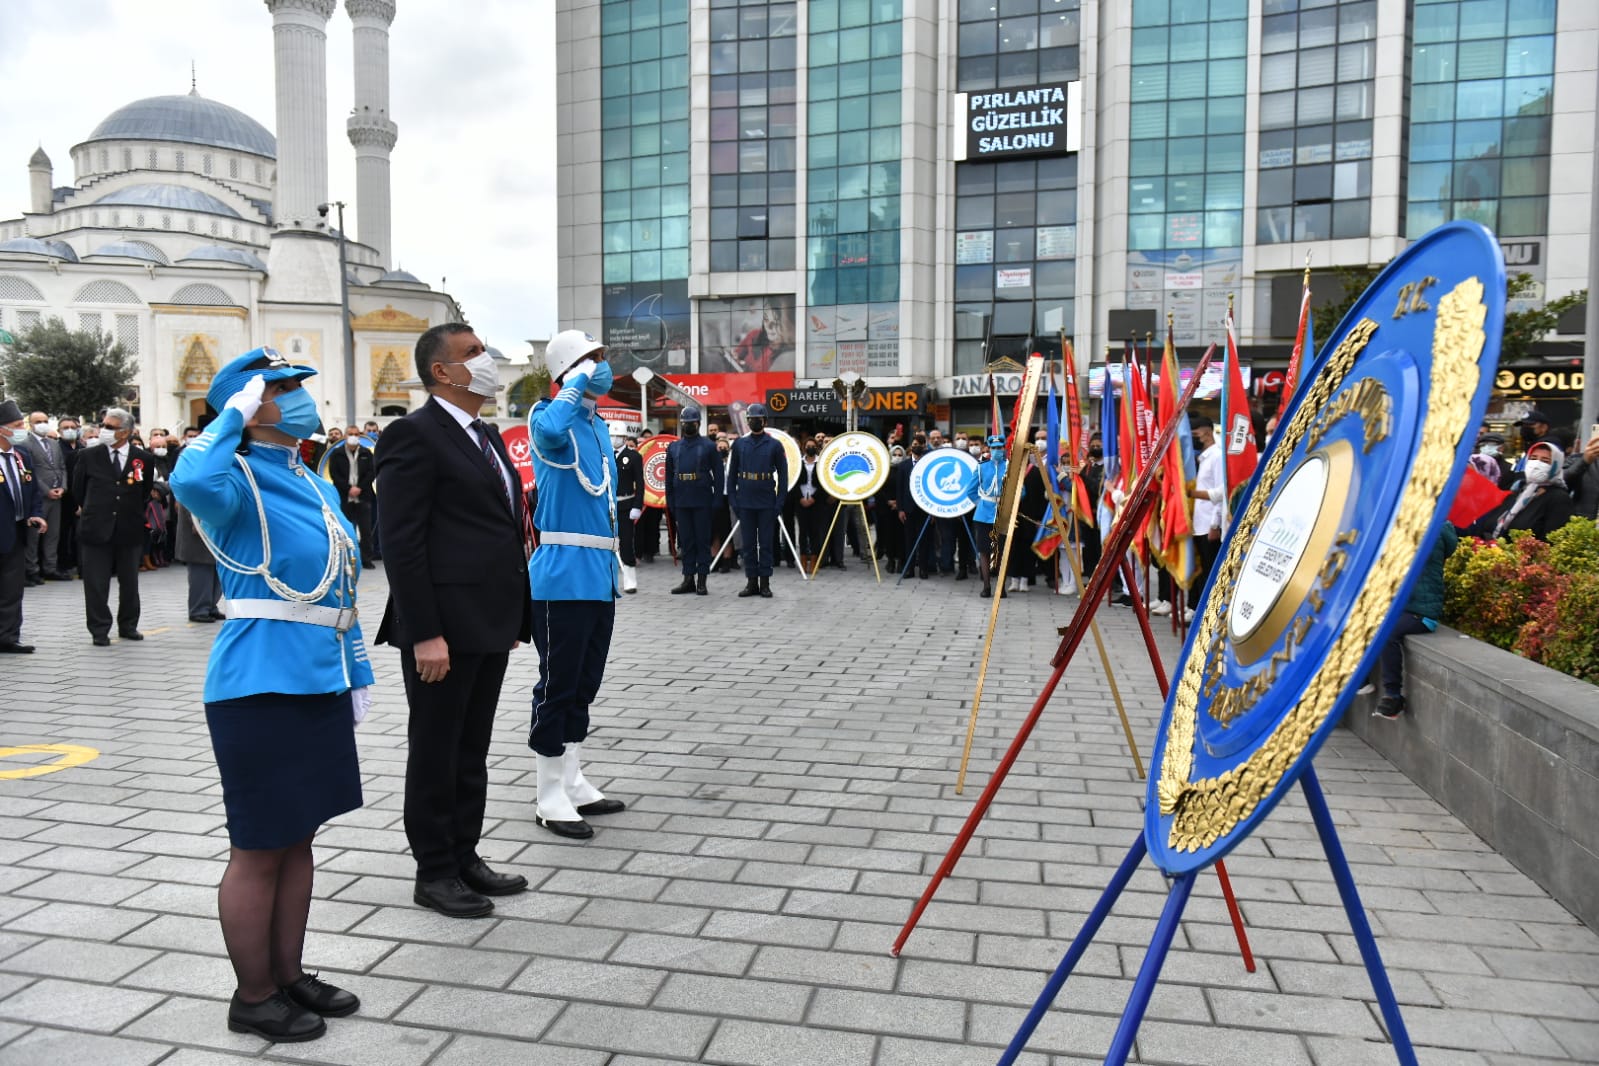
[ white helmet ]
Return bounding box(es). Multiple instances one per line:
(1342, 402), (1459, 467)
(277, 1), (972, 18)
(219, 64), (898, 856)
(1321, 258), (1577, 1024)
(545, 329), (605, 382)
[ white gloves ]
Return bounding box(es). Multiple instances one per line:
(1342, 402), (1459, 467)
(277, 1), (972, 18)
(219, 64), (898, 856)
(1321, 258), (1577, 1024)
(629, 508), (642, 522)
(351, 686), (372, 726)
(224, 374), (267, 421)
(1111, 488), (1127, 508)
(568, 358), (598, 384)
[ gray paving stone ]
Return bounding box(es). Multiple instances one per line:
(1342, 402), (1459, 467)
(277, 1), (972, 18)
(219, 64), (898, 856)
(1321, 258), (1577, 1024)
(372, 942), (525, 989)
(0, 1028), (170, 1066)
(0, 977), (165, 1032)
(652, 973), (813, 1023)
(392, 984), (562, 1040)
(506, 957), (667, 1006)
(545, 1002), (717, 1059)
(702, 1018), (875, 1066)
(808, 987), (965, 1039)
(266, 1015), (452, 1066)
(2, 901), (155, 943)
(427, 1034), (609, 1066)
(0, 939), (157, 983)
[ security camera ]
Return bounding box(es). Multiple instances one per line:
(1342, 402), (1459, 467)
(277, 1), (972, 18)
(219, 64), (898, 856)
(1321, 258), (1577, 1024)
(317, 203), (329, 218)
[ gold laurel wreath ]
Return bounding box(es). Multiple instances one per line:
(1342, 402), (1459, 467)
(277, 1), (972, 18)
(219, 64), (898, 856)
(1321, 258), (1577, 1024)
(1157, 279), (1487, 851)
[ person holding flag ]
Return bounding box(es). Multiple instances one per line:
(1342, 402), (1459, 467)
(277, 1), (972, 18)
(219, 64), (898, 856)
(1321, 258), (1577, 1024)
(1189, 413), (1225, 589)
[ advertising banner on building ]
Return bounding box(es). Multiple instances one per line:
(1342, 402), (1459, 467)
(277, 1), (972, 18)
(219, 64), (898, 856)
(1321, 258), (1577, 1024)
(699, 295), (797, 373)
(954, 81), (1082, 162)
(806, 303), (899, 376)
(603, 280), (691, 375)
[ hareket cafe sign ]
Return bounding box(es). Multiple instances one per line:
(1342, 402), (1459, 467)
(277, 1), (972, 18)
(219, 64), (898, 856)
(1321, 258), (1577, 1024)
(955, 81), (1082, 161)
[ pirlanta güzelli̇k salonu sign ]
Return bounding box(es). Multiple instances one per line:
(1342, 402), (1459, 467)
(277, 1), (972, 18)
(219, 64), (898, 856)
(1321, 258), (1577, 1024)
(954, 81), (1082, 162)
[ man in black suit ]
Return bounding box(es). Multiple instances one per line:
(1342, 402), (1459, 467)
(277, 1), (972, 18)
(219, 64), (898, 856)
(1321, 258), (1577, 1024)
(324, 424), (377, 569)
(376, 323), (534, 919)
(71, 406), (154, 646)
(0, 400), (47, 653)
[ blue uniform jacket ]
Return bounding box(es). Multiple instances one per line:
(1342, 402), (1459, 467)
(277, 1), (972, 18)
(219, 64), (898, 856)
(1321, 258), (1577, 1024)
(170, 407), (374, 703)
(529, 367), (619, 601)
(726, 432), (789, 511)
(665, 434), (721, 510)
(973, 455), (1005, 525)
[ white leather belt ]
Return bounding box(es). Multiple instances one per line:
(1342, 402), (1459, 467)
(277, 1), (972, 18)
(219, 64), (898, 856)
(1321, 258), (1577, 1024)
(225, 598), (358, 632)
(540, 532), (620, 550)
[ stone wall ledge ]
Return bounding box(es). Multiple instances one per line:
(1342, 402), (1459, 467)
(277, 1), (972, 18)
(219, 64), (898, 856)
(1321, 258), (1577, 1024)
(1344, 626), (1599, 931)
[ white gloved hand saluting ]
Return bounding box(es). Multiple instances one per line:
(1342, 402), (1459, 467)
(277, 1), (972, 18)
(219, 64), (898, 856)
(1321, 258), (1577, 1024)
(224, 374), (267, 422)
(351, 686), (372, 726)
(629, 508), (642, 522)
(568, 358), (599, 384)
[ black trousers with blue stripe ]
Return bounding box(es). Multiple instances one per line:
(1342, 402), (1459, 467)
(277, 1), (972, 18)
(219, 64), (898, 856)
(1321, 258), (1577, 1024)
(529, 598), (616, 758)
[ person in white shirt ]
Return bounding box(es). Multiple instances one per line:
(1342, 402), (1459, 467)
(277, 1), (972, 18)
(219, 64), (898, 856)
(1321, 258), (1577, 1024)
(1188, 414), (1225, 590)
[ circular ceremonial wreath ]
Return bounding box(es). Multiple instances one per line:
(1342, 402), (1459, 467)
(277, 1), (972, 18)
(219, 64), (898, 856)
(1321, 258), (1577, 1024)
(818, 431), (891, 502)
(1144, 221), (1507, 875)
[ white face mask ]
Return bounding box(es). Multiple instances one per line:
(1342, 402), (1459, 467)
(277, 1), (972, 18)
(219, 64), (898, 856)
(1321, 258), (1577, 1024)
(7, 428), (27, 446)
(98, 427), (118, 445)
(30, 422), (48, 436)
(451, 352), (500, 398)
(60, 429), (78, 442)
(152, 446), (168, 457)
(1480, 443), (1501, 456)
(1523, 459), (1552, 483)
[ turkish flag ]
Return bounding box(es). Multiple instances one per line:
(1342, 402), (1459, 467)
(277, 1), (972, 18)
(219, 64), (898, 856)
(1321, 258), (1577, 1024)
(1447, 466), (1510, 528)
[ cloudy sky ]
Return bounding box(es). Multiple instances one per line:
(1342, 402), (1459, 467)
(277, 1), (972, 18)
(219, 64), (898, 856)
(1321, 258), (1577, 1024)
(0, 0), (558, 359)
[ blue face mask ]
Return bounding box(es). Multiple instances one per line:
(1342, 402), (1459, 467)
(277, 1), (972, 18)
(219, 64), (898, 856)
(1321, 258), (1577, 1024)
(585, 359), (614, 397)
(271, 387), (321, 439)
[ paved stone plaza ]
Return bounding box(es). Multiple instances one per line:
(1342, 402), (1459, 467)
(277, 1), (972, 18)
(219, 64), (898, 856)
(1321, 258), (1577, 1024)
(0, 561), (1596, 1066)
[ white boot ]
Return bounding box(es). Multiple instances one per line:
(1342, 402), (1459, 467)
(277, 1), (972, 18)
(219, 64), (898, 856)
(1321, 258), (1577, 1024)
(620, 565), (638, 594)
(563, 743), (605, 806)
(535, 753), (582, 823)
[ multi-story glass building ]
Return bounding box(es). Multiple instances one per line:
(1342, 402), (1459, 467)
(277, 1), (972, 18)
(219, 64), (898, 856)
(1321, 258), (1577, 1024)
(557, 0), (1594, 433)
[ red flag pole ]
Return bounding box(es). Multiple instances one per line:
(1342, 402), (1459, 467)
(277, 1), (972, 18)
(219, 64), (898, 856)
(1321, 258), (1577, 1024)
(891, 344), (1216, 958)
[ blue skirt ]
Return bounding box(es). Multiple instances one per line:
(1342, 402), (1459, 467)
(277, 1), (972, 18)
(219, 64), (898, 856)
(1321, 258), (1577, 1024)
(205, 691), (362, 850)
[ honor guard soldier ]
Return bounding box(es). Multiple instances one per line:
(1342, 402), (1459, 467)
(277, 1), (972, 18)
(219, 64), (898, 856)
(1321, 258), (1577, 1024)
(527, 330), (628, 840)
(614, 430), (643, 593)
(665, 406), (721, 595)
(726, 402), (788, 598)
(974, 435), (1005, 598)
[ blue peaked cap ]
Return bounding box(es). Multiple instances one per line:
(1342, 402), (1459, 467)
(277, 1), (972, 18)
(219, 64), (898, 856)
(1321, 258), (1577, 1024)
(207, 347), (318, 412)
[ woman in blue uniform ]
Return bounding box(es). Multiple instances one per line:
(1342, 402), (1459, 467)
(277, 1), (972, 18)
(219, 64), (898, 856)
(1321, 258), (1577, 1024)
(171, 349), (374, 1043)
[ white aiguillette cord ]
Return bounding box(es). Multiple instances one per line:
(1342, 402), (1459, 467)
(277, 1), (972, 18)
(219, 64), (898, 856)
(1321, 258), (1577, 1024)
(195, 446), (355, 604)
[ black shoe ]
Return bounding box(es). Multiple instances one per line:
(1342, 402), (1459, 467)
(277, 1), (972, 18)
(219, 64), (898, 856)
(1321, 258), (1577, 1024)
(577, 797), (626, 816)
(1373, 697), (1405, 720)
(92, 635), (111, 647)
(413, 877), (494, 918)
(957, 568), (969, 581)
(670, 577), (696, 595)
(758, 576), (772, 598)
(537, 814), (595, 840)
(209, 610), (227, 621)
(362, 561), (376, 570)
(980, 584), (991, 598)
(0, 643), (34, 654)
(695, 574), (708, 595)
(24, 577), (43, 588)
(919, 569), (931, 580)
(43, 571), (72, 581)
(282, 973), (359, 1018)
(189, 615), (218, 623)
(1111, 594), (1134, 607)
(119, 630), (144, 641)
(460, 860), (528, 897)
(738, 579), (760, 598)
(228, 989), (326, 1043)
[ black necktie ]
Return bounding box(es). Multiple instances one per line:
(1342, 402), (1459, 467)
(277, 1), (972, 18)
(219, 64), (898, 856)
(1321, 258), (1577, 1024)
(470, 420), (514, 511)
(6, 452), (22, 513)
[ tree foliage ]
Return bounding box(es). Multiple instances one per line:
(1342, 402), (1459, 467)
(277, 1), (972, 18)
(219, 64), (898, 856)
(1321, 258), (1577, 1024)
(1310, 267), (1586, 361)
(0, 317), (139, 419)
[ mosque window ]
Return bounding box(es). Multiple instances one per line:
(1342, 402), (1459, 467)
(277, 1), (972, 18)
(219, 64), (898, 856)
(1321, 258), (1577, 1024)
(202, 153), (212, 174)
(210, 220), (219, 235)
(187, 219), (196, 232)
(116, 314), (140, 356)
(230, 157), (240, 179)
(135, 213), (145, 227)
(79, 312), (102, 337)
(17, 309), (41, 332)
(112, 211), (121, 225)
(162, 215), (172, 229)
(254, 162), (263, 183)
(148, 148), (158, 168)
(230, 224), (240, 239)
(99, 149), (109, 170)
(122, 149), (133, 170)
(175, 150), (186, 170)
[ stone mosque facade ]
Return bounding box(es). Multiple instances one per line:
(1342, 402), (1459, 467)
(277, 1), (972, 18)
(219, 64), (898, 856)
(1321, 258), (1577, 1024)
(0, 0), (471, 432)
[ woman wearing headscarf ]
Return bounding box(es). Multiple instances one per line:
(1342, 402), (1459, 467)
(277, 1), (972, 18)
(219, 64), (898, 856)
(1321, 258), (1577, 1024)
(171, 348), (373, 1043)
(1488, 441), (1575, 542)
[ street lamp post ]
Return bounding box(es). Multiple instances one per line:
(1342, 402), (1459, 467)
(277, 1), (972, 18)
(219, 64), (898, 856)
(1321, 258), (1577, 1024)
(320, 200), (355, 426)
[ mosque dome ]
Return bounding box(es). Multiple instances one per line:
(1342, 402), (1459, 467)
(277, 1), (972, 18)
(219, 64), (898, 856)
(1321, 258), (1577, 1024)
(85, 239), (171, 266)
(177, 245), (268, 271)
(0, 236), (75, 261)
(376, 268), (428, 289)
(92, 183), (243, 218)
(83, 93), (276, 158)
